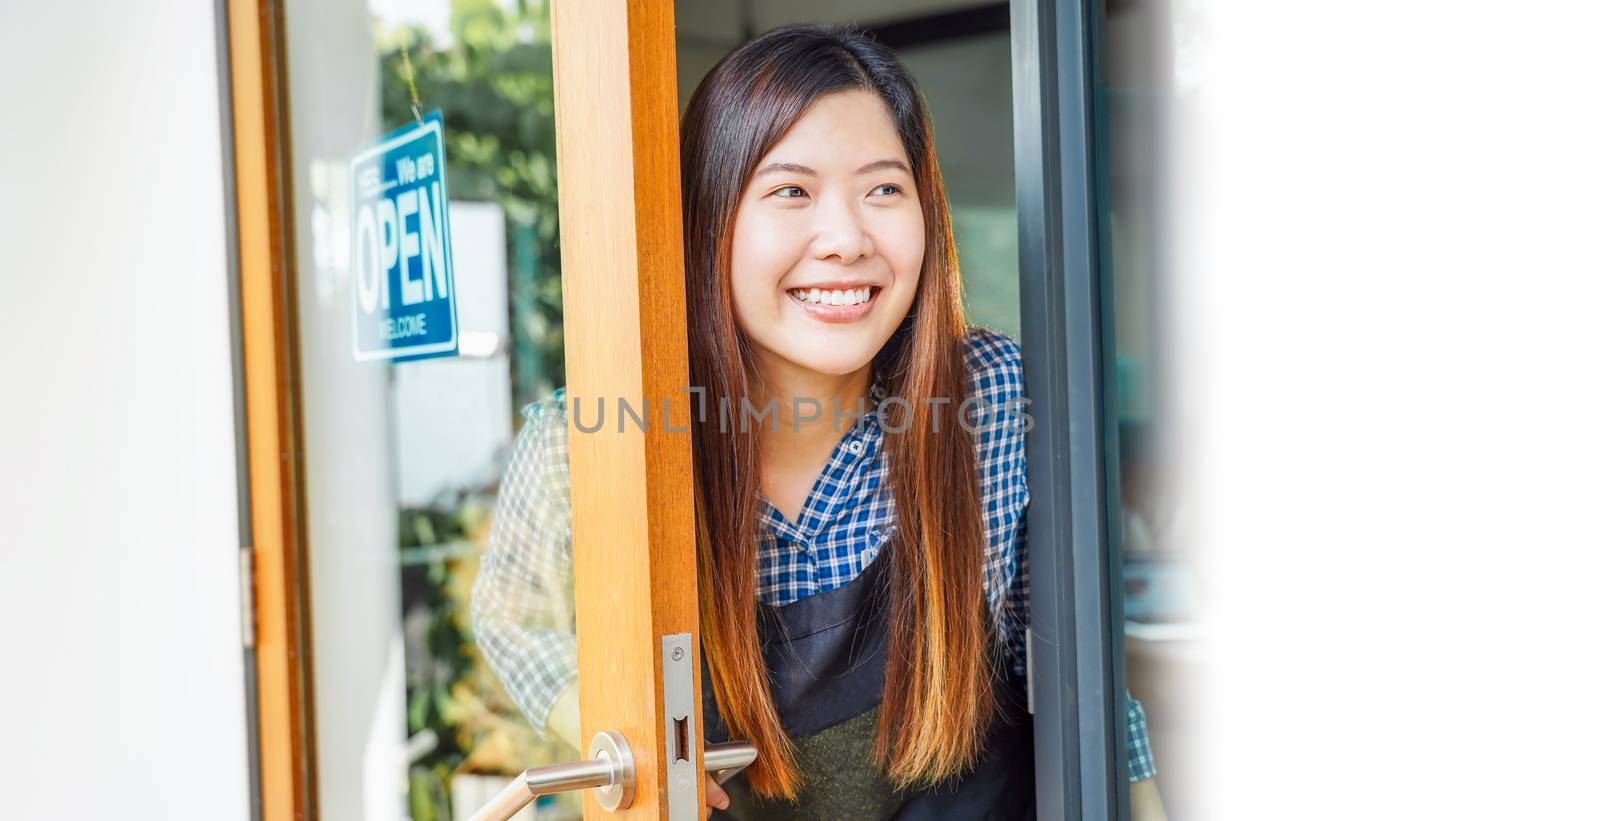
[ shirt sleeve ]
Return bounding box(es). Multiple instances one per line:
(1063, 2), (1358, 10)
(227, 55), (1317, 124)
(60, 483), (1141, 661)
(1127, 695), (1158, 781)
(964, 329), (1032, 676)
(998, 513), (1030, 677)
(470, 393), (578, 739)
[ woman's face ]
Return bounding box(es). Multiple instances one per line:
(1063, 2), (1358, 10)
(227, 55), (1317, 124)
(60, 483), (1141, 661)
(728, 88), (925, 381)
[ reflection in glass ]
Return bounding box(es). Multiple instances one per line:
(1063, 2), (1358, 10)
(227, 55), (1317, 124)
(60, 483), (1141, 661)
(282, 1), (574, 818)
(1099, 0), (1208, 816)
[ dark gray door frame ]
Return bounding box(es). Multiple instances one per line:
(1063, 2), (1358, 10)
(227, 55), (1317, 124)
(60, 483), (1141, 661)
(1011, 0), (1129, 818)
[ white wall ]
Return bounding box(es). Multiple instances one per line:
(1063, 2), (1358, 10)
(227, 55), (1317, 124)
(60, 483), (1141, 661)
(0, 2), (251, 819)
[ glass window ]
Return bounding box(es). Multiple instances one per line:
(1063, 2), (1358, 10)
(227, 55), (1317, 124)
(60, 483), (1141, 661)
(281, 1), (577, 817)
(1098, 0), (1208, 814)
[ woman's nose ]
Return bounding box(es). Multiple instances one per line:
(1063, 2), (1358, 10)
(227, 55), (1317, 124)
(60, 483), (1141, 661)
(810, 196), (874, 265)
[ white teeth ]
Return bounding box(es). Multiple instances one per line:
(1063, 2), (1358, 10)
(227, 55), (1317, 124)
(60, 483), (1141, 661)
(790, 287), (875, 306)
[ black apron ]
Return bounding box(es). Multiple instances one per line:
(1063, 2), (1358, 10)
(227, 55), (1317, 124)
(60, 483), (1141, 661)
(703, 548), (1037, 820)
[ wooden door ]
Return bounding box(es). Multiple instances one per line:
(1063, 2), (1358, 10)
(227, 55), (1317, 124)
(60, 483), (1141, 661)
(551, 1), (703, 818)
(228, 0), (706, 818)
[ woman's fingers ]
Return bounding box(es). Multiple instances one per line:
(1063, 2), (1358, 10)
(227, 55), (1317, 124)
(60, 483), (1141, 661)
(703, 772), (731, 818)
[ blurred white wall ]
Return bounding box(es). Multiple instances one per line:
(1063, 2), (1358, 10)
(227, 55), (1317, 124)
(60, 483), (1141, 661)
(0, 1), (251, 819)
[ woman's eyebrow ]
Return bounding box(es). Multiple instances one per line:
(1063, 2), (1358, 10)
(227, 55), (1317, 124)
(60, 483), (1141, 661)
(752, 159), (910, 178)
(854, 158), (910, 176)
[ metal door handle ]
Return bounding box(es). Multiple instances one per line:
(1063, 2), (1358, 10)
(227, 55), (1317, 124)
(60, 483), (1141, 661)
(705, 740), (758, 785)
(467, 733), (758, 820)
(469, 730), (635, 821)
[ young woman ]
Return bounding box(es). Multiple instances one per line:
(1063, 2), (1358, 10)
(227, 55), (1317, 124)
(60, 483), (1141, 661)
(474, 24), (1165, 820)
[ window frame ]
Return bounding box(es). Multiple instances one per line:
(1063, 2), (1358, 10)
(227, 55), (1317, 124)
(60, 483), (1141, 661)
(1011, 0), (1132, 818)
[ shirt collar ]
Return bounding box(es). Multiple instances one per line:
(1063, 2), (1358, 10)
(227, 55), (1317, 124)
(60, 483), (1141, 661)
(757, 376), (886, 541)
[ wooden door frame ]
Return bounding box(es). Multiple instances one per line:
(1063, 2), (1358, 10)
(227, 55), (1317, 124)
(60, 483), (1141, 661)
(223, 0), (317, 819)
(226, 0), (700, 818)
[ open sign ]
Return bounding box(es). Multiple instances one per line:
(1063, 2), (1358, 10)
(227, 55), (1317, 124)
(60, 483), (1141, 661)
(349, 111), (458, 362)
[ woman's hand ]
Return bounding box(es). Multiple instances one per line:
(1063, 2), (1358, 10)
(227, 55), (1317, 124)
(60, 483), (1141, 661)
(554, 684), (732, 818)
(702, 772), (731, 818)
(545, 683), (583, 753)
(1130, 777), (1169, 821)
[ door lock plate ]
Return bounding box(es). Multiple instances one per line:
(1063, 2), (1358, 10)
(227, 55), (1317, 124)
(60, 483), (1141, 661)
(662, 632), (698, 820)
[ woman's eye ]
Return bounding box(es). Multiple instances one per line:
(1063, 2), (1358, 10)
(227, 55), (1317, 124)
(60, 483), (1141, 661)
(773, 185), (807, 199)
(872, 183), (903, 197)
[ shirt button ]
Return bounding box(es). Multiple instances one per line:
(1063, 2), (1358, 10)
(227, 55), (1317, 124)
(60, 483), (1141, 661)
(847, 440), (864, 455)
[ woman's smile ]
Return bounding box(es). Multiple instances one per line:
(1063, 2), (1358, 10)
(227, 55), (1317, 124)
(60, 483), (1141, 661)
(785, 284), (883, 323)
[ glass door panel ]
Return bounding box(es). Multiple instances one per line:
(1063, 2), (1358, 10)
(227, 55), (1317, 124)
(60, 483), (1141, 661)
(279, 2), (582, 817)
(1097, 0), (1207, 816)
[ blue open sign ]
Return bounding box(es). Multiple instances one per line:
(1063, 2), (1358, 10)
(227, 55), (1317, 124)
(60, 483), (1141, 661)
(349, 111), (458, 362)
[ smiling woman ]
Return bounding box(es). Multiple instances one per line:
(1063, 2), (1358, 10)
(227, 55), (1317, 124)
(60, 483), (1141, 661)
(473, 17), (1163, 821)
(676, 27), (1000, 809)
(688, 22), (1159, 818)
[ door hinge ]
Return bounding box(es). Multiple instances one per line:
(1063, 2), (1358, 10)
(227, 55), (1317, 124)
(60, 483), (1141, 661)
(1025, 627), (1036, 715)
(239, 546), (256, 649)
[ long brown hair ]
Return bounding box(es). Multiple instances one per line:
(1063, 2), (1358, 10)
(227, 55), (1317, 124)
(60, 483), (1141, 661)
(681, 24), (995, 798)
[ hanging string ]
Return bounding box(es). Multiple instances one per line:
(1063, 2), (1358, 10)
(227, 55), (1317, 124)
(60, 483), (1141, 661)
(400, 38), (424, 125)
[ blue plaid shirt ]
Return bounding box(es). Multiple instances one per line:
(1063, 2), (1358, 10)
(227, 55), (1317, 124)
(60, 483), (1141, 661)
(473, 328), (1156, 782)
